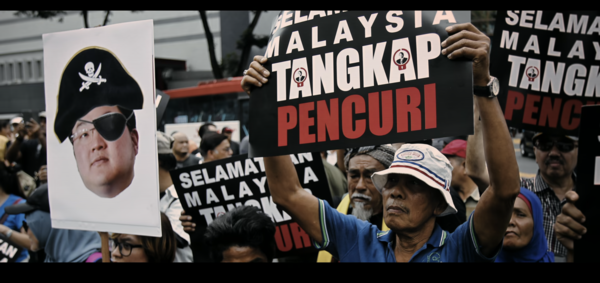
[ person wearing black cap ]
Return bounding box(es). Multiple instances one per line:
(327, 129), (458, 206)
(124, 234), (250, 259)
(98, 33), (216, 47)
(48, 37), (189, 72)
(54, 47), (143, 199)
(4, 184), (103, 262)
(520, 132), (578, 262)
(199, 132), (232, 164)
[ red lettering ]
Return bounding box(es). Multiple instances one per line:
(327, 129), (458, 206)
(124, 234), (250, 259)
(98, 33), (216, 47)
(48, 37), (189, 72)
(396, 87), (422, 133)
(504, 90), (525, 121)
(368, 91), (394, 136)
(341, 95), (366, 139)
(424, 83), (437, 129)
(278, 106), (297, 147)
(317, 99), (339, 142)
(274, 224), (293, 252)
(561, 100), (583, 130)
(289, 222), (312, 249)
(523, 94), (541, 125)
(299, 102), (315, 144)
(538, 97), (562, 128)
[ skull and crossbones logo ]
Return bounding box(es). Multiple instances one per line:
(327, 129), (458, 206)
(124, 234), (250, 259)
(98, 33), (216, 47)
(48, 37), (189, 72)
(78, 62), (107, 92)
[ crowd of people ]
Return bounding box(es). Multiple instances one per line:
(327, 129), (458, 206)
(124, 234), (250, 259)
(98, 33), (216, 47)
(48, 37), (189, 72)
(0, 22), (589, 263)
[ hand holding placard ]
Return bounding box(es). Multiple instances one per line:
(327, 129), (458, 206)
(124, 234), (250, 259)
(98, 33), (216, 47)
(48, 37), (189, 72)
(241, 56), (270, 95)
(441, 23), (492, 87)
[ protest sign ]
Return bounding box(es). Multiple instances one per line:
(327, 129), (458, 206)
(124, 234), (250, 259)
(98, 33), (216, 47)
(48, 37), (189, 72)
(491, 11), (600, 136)
(43, 20), (161, 236)
(0, 235), (23, 263)
(574, 105), (600, 262)
(248, 11), (473, 158)
(170, 152), (332, 258)
(165, 121), (241, 146)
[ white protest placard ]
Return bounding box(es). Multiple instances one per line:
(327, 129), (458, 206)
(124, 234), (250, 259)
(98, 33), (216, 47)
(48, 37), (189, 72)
(43, 20), (161, 236)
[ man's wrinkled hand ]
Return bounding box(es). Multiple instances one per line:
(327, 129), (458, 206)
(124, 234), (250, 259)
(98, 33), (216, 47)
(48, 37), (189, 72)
(241, 56), (270, 95)
(179, 210), (196, 233)
(441, 23), (491, 87)
(555, 191), (586, 251)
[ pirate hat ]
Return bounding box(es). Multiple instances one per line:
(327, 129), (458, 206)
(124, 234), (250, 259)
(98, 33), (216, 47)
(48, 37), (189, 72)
(54, 47), (143, 143)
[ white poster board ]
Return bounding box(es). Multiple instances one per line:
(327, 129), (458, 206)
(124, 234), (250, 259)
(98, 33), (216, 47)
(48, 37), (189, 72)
(165, 121), (241, 148)
(43, 20), (161, 236)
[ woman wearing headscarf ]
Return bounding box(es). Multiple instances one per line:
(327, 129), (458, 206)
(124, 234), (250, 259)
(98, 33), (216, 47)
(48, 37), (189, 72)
(496, 187), (554, 263)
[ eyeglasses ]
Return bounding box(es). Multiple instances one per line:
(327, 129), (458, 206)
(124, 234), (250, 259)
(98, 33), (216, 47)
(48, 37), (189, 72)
(109, 239), (144, 257)
(22, 221), (28, 233)
(69, 112), (133, 144)
(535, 139), (578, 152)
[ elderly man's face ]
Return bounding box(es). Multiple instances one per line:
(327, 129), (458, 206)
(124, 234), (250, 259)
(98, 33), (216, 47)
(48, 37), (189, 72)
(534, 135), (578, 181)
(381, 174), (445, 232)
(71, 105), (138, 198)
(347, 155), (385, 219)
(172, 133), (189, 155)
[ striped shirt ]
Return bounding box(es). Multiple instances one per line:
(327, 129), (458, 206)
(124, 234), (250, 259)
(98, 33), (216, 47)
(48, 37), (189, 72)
(520, 171), (576, 258)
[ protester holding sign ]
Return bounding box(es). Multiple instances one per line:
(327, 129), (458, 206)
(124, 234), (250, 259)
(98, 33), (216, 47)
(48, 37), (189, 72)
(5, 185), (104, 262)
(204, 206), (276, 262)
(257, 22), (520, 262)
(0, 163), (29, 262)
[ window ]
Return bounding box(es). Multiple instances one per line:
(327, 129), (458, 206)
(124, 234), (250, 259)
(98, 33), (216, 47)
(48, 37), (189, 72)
(16, 62), (22, 81)
(38, 60), (43, 79)
(27, 61), (32, 81)
(7, 63), (13, 82)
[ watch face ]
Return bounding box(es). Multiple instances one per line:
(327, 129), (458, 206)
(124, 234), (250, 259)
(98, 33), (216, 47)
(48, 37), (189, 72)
(492, 78), (499, 95)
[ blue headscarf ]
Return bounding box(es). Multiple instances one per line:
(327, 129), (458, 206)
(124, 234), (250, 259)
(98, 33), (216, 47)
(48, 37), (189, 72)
(26, 210), (102, 262)
(495, 188), (554, 263)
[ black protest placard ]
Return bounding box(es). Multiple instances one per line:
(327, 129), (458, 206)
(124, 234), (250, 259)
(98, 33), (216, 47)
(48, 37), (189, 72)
(491, 11), (600, 136)
(0, 234), (23, 263)
(574, 105), (600, 262)
(248, 11), (473, 157)
(170, 152), (332, 258)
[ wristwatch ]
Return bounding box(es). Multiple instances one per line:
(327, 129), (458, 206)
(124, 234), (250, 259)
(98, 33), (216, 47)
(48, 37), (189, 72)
(474, 76), (499, 98)
(4, 229), (13, 239)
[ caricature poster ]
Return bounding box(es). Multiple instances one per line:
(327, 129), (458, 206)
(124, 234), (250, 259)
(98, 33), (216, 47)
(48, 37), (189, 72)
(43, 20), (161, 236)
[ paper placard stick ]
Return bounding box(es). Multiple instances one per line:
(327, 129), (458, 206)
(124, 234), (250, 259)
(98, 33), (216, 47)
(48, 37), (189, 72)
(98, 232), (110, 262)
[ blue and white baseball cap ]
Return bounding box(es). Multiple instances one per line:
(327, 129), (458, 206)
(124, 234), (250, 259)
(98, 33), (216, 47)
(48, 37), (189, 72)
(371, 143), (457, 217)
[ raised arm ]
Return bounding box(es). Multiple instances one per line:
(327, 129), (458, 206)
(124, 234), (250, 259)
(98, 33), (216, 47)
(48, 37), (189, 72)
(465, 100), (490, 193)
(443, 23), (520, 257)
(264, 155), (322, 244)
(241, 57), (323, 244)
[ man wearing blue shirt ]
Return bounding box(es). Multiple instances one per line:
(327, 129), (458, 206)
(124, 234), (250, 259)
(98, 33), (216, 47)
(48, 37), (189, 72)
(254, 23), (521, 262)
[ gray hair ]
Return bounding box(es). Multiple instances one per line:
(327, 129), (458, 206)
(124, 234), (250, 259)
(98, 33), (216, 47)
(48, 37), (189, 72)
(344, 145), (396, 170)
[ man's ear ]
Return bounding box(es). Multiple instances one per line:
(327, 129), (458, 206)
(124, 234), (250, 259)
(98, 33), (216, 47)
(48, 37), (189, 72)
(432, 190), (448, 216)
(433, 200), (448, 217)
(130, 129), (139, 155)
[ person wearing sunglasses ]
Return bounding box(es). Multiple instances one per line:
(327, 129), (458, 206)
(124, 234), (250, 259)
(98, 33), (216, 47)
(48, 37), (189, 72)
(519, 133), (578, 262)
(53, 47), (143, 199)
(110, 212), (177, 263)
